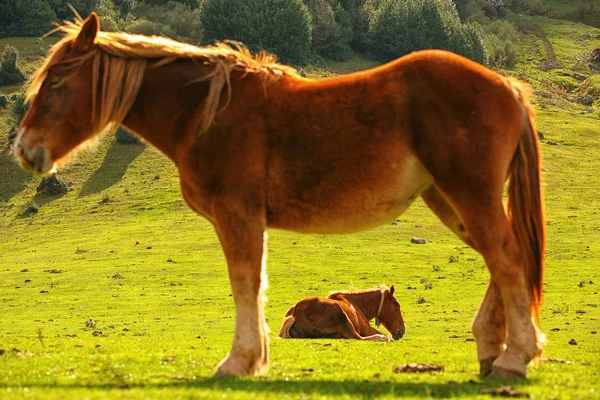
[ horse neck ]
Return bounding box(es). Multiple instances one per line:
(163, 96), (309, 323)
(342, 291), (382, 320)
(120, 60), (218, 161)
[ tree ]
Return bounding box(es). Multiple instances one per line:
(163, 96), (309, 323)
(304, 0), (353, 60)
(0, 0), (57, 37)
(368, 0), (487, 65)
(199, 0), (313, 65)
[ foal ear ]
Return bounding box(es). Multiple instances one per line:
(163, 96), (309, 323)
(390, 285), (395, 296)
(73, 12), (100, 53)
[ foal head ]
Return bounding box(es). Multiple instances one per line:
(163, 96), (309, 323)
(378, 285), (406, 340)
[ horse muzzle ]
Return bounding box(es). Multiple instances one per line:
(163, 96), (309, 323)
(14, 128), (56, 176)
(393, 328), (405, 340)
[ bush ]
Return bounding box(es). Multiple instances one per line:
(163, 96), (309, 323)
(94, 0), (120, 31)
(368, 0), (487, 65)
(305, 0), (353, 60)
(0, 95), (8, 108)
(482, 19), (519, 68)
(0, 45), (26, 86)
(48, 0), (95, 21)
(36, 175), (68, 196)
(0, 0), (57, 37)
(199, 0), (313, 65)
(8, 93), (29, 125)
(121, 16), (178, 37)
(124, 1), (202, 42)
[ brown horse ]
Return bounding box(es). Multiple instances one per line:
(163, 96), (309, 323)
(278, 286), (405, 341)
(15, 13), (545, 378)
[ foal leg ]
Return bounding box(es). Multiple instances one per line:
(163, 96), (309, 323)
(422, 186), (506, 375)
(213, 206), (269, 377)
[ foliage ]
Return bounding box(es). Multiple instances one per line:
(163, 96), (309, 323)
(504, 0), (546, 15)
(0, 0), (57, 37)
(482, 19), (519, 68)
(120, 16), (178, 37)
(304, 0), (353, 60)
(124, 1), (202, 42)
(94, 0), (120, 31)
(48, 0), (96, 20)
(368, 0), (488, 64)
(199, 0), (313, 65)
(0, 45), (26, 86)
(8, 92), (29, 125)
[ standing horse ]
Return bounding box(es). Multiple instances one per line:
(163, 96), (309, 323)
(278, 286), (405, 341)
(15, 13), (545, 378)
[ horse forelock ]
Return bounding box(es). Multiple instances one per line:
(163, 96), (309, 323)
(27, 18), (299, 135)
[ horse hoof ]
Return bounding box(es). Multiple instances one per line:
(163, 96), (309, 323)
(479, 357), (496, 376)
(489, 366), (526, 379)
(214, 351), (269, 378)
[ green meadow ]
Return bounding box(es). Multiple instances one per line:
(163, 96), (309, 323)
(1, 13), (599, 400)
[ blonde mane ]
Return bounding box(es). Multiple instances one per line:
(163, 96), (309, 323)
(328, 285), (389, 297)
(27, 17), (299, 135)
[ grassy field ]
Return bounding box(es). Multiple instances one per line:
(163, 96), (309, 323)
(1, 14), (599, 400)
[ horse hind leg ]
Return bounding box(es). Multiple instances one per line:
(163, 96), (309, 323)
(447, 195), (541, 377)
(422, 185), (506, 375)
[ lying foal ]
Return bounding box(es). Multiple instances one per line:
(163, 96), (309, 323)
(278, 286), (405, 341)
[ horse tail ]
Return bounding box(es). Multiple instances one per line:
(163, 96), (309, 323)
(277, 316), (296, 339)
(507, 78), (545, 321)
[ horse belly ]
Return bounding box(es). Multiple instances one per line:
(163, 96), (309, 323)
(268, 155), (432, 234)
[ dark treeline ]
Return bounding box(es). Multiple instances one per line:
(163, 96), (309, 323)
(0, 0), (533, 67)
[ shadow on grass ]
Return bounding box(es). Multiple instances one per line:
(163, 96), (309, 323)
(33, 191), (67, 207)
(6, 377), (532, 398)
(79, 140), (145, 197)
(0, 148), (32, 202)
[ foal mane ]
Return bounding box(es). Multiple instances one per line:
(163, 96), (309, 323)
(27, 17), (299, 134)
(328, 285), (389, 297)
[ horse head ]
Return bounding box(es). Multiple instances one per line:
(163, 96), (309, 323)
(378, 285), (405, 340)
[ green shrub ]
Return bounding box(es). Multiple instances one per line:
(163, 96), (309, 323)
(0, 45), (26, 86)
(482, 19), (519, 68)
(0, 95), (8, 108)
(368, 0), (487, 64)
(125, 1), (202, 42)
(94, 0), (120, 31)
(8, 93), (29, 125)
(0, 0), (57, 37)
(48, 0), (95, 21)
(121, 16), (178, 38)
(304, 0), (353, 60)
(199, 0), (313, 65)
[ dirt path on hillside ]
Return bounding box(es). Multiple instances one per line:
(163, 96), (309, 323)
(527, 27), (559, 70)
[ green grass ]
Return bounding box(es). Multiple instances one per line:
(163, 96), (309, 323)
(1, 16), (600, 400)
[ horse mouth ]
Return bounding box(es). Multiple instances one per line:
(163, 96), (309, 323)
(393, 330), (405, 340)
(15, 141), (56, 176)
(14, 128), (56, 176)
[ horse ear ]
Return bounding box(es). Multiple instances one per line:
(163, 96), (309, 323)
(390, 285), (395, 296)
(73, 12), (100, 53)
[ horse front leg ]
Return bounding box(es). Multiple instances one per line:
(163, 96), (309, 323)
(213, 205), (269, 377)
